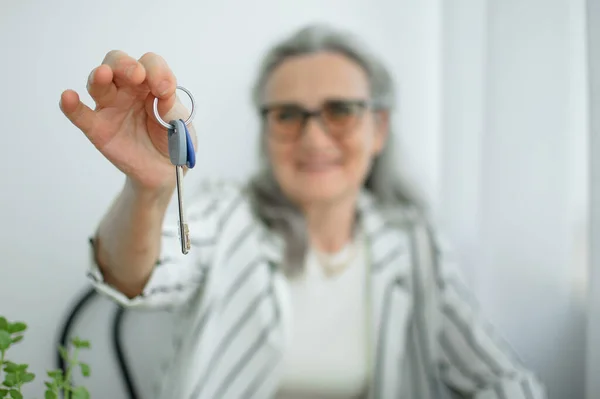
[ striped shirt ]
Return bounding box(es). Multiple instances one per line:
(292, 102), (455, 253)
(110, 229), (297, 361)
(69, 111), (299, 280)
(87, 180), (547, 399)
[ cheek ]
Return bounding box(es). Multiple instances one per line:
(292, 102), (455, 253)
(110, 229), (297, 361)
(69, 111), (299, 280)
(267, 141), (295, 173)
(342, 134), (375, 173)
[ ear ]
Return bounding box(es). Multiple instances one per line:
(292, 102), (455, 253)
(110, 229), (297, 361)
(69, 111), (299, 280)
(372, 110), (389, 155)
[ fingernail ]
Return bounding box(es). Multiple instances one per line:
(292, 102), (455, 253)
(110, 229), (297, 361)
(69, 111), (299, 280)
(157, 80), (170, 96)
(125, 65), (136, 78)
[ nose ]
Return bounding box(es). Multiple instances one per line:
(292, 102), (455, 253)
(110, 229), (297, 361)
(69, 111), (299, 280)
(300, 116), (332, 148)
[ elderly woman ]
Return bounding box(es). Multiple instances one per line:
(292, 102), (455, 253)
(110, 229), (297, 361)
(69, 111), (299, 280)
(60, 24), (546, 399)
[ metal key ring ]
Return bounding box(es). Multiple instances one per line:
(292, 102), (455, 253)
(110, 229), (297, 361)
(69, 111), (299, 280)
(153, 85), (197, 129)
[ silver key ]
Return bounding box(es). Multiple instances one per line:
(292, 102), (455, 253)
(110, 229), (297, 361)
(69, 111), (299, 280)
(175, 164), (190, 254)
(168, 119), (191, 254)
(153, 85), (197, 255)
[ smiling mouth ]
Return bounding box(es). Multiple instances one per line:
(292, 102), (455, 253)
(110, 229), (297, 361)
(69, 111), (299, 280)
(297, 160), (342, 172)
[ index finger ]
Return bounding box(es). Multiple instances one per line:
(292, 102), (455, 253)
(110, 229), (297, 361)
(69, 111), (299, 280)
(138, 52), (177, 100)
(101, 50), (145, 87)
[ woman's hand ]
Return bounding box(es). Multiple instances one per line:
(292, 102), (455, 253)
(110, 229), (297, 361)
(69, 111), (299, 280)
(60, 50), (197, 198)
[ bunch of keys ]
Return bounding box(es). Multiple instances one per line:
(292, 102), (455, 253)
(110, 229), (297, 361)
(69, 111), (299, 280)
(153, 86), (197, 254)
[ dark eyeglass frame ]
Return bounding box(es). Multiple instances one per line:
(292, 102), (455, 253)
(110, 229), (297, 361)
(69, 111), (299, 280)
(259, 98), (372, 140)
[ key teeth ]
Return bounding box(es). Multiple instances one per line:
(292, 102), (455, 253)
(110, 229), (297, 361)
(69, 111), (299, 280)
(177, 222), (191, 248)
(184, 224), (191, 251)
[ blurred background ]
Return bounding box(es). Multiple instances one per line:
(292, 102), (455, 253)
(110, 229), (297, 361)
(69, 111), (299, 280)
(0, 0), (596, 398)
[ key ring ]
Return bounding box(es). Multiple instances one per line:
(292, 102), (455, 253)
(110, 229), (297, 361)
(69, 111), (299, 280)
(153, 85), (197, 129)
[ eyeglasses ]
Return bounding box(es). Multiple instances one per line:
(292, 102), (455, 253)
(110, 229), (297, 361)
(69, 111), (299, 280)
(260, 99), (370, 141)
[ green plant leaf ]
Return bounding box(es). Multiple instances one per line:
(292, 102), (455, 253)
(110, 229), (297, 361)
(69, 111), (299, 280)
(79, 363), (90, 377)
(0, 318), (8, 331)
(46, 370), (62, 378)
(21, 372), (34, 383)
(71, 386), (90, 399)
(3, 362), (18, 373)
(44, 390), (58, 399)
(58, 347), (69, 362)
(8, 389), (22, 399)
(71, 338), (90, 349)
(46, 369), (63, 384)
(0, 331), (11, 351)
(9, 336), (22, 345)
(2, 373), (16, 387)
(7, 323), (26, 335)
(0, 389), (7, 397)
(79, 363), (92, 377)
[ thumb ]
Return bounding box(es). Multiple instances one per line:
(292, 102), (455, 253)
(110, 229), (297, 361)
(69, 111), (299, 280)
(60, 90), (97, 136)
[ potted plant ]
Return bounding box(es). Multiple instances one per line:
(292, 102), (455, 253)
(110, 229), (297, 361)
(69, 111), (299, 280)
(0, 316), (91, 399)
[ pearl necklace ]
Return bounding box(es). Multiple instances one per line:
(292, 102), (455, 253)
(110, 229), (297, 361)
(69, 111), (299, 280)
(313, 240), (358, 277)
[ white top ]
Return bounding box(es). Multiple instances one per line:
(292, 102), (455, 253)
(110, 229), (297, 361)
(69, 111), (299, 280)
(275, 233), (369, 399)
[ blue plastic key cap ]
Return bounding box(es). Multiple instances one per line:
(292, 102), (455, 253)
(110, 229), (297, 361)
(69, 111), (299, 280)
(168, 119), (188, 166)
(184, 122), (196, 168)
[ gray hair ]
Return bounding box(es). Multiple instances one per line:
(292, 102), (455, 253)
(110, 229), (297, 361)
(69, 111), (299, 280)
(246, 23), (426, 276)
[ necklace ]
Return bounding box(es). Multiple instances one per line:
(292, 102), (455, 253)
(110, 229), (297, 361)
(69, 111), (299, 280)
(313, 240), (358, 277)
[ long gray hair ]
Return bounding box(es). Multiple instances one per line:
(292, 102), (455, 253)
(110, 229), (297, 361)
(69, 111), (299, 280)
(246, 23), (425, 276)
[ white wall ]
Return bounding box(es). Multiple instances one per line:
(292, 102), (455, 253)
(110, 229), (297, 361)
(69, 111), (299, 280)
(0, 1), (588, 398)
(439, 1), (589, 398)
(586, 0), (600, 397)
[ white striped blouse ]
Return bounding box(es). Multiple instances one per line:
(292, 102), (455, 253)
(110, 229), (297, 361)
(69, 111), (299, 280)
(87, 180), (547, 399)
